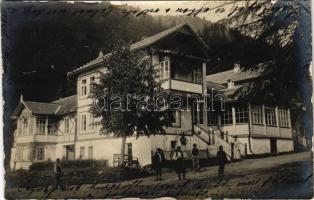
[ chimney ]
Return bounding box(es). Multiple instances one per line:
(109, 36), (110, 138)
(234, 63), (240, 73)
(98, 50), (104, 58)
(20, 94), (23, 102)
(227, 79), (235, 89)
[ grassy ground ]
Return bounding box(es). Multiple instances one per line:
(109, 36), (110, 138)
(6, 166), (153, 189)
(5, 151), (313, 199)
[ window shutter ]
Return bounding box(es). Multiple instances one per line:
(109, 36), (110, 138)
(29, 117), (33, 134)
(18, 120), (22, 136)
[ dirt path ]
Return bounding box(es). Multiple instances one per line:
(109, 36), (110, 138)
(6, 151), (313, 199)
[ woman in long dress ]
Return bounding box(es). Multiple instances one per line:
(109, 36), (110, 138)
(173, 146), (186, 180)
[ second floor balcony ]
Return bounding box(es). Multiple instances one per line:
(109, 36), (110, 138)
(157, 55), (205, 94)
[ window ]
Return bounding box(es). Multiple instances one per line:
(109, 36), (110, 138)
(90, 76), (95, 83)
(265, 107), (277, 126)
(81, 79), (87, 97)
(81, 114), (87, 132)
(16, 147), (22, 161)
(159, 60), (170, 79)
(278, 108), (289, 127)
(64, 118), (70, 133)
(23, 118), (28, 128)
(251, 105), (264, 125)
(36, 147), (45, 160)
(170, 141), (177, 149)
(79, 146), (85, 159)
(36, 117), (46, 134)
(199, 103), (204, 124)
(222, 105), (233, 125)
(170, 111), (181, 127)
(22, 118), (28, 135)
(192, 67), (202, 84)
(88, 146), (93, 159)
(235, 105), (248, 123)
(47, 118), (55, 135)
(89, 113), (95, 130)
(207, 111), (218, 125)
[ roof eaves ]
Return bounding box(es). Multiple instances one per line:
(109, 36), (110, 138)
(54, 105), (62, 115)
(67, 58), (105, 78)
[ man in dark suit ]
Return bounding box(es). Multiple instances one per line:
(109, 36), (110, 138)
(53, 158), (64, 190)
(152, 148), (165, 181)
(216, 145), (229, 179)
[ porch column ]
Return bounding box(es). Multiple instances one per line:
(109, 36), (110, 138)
(202, 62), (207, 125)
(287, 108), (292, 137)
(275, 106), (280, 136)
(262, 105), (266, 135)
(232, 105), (236, 131)
(168, 57), (171, 89)
(248, 103), (252, 134)
(45, 117), (48, 134)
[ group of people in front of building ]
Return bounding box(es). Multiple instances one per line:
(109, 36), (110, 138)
(52, 143), (230, 190)
(152, 143), (229, 181)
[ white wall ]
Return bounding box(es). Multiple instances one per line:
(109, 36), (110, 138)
(277, 139), (294, 153)
(237, 137), (270, 155)
(221, 124), (249, 136)
(75, 136), (152, 167)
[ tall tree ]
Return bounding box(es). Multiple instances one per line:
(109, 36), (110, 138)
(89, 40), (170, 155)
(219, 0), (312, 140)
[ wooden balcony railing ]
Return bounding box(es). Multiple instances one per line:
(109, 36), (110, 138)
(113, 154), (139, 168)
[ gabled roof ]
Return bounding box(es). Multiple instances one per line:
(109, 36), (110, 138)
(130, 24), (209, 52)
(206, 68), (264, 85)
(67, 24), (209, 77)
(206, 81), (226, 91)
(217, 85), (248, 102)
(52, 95), (77, 115)
(11, 95), (77, 119)
(23, 101), (60, 115)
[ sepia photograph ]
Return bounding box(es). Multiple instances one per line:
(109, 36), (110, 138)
(2, 0), (313, 199)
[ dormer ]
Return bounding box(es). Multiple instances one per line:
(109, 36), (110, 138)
(227, 79), (235, 89)
(234, 63), (241, 73)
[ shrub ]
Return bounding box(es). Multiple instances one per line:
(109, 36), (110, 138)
(62, 159), (108, 169)
(7, 163), (152, 188)
(29, 159), (108, 171)
(29, 161), (53, 171)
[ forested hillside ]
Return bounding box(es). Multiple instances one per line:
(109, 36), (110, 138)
(4, 1), (310, 167)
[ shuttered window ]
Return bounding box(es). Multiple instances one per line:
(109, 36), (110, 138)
(88, 146), (93, 159)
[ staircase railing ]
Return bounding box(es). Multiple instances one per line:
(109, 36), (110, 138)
(208, 126), (247, 157)
(193, 125), (211, 144)
(193, 124), (232, 158)
(194, 124), (247, 159)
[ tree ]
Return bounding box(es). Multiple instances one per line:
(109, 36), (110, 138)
(219, 0), (312, 140)
(89, 40), (170, 155)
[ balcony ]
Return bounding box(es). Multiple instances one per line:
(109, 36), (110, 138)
(15, 134), (59, 143)
(161, 79), (203, 94)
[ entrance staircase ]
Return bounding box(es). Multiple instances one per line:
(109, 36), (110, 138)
(193, 124), (247, 160)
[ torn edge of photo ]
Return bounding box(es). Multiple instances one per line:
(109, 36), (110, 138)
(1, 0), (313, 199)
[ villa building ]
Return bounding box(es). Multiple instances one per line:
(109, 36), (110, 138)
(9, 24), (294, 170)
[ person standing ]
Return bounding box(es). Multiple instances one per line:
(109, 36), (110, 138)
(216, 146), (228, 179)
(173, 146), (186, 180)
(54, 158), (64, 190)
(152, 148), (165, 181)
(234, 136), (241, 160)
(191, 144), (200, 172)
